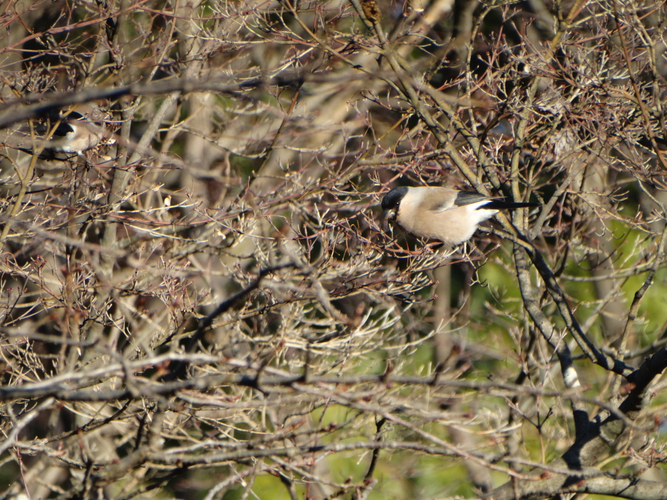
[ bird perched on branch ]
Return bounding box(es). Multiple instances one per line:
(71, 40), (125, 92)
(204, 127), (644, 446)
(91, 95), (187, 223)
(2, 104), (115, 157)
(39, 110), (108, 155)
(381, 186), (537, 246)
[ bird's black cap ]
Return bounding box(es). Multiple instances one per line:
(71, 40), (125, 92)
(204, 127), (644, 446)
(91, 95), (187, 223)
(381, 186), (409, 211)
(53, 122), (75, 137)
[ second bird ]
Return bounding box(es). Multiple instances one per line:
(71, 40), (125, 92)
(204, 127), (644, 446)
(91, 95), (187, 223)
(381, 186), (537, 246)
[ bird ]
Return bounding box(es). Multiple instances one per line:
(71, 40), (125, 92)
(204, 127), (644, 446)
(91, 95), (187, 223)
(2, 105), (114, 157)
(381, 186), (537, 246)
(40, 110), (106, 154)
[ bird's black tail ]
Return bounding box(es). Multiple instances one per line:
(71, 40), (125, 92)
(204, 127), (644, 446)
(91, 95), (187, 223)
(481, 200), (539, 210)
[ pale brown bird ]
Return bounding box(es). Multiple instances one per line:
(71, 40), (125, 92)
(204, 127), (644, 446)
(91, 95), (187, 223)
(381, 186), (537, 246)
(2, 105), (114, 156)
(30, 111), (105, 154)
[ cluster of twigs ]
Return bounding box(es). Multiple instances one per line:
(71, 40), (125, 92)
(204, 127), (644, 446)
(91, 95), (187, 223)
(0, 1), (667, 499)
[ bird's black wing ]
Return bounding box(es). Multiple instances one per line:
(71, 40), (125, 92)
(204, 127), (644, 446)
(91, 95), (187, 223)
(456, 191), (538, 210)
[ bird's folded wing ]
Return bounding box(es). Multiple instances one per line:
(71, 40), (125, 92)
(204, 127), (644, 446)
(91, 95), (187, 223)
(428, 191), (490, 213)
(429, 201), (456, 213)
(453, 191), (489, 207)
